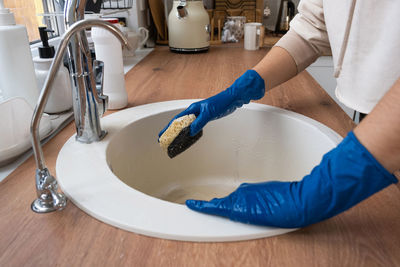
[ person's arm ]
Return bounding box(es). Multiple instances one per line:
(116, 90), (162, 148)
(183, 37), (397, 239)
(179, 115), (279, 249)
(157, 46), (299, 136)
(157, 44), (307, 137)
(185, 78), (400, 228)
(273, 0), (331, 74)
(159, 0), (333, 138)
(252, 46), (297, 91)
(354, 77), (400, 173)
(253, 0), (332, 91)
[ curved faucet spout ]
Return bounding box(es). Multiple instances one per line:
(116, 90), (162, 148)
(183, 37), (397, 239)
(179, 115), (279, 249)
(31, 18), (130, 169)
(30, 18), (131, 213)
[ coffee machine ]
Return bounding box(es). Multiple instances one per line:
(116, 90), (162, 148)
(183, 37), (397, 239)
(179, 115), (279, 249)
(276, 0), (296, 33)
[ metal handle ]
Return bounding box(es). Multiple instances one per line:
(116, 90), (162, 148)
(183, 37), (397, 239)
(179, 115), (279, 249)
(93, 60), (108, 116)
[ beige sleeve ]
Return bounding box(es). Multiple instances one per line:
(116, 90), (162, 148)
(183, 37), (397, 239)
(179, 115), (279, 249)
(274, 0), (332, 73)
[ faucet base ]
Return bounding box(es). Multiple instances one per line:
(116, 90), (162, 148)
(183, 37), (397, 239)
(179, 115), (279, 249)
(31, 197), (67, 213)
(31, 168), (68, 213)
(76, 130), (107, 144)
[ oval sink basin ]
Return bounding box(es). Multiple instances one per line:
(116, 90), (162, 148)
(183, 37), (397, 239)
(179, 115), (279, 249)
(57, 100), (342, 242)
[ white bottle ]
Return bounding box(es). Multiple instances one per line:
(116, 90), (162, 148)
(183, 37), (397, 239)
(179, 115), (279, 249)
(91, 18), (127, 110)
(0, 0), (39, 108)
(33, 27), (72, 113)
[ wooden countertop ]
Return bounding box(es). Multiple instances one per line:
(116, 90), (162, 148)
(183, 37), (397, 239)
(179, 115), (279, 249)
(1, 46), (399, 266)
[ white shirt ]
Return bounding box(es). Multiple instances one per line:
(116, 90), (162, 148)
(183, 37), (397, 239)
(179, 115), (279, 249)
(275, 0), (400, 113)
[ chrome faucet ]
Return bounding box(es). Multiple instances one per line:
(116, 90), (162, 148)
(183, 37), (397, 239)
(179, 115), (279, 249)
(30, 0), (131, 213)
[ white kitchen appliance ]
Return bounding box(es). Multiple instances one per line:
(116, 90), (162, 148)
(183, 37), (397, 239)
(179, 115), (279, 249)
(168, 0), (210, 53)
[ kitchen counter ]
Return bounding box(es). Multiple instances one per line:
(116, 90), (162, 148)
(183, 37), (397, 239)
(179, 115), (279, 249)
(1, 46), (399, 266)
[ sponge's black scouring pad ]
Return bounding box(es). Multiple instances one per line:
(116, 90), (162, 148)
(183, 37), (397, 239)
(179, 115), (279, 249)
(167, 127), (203, 158)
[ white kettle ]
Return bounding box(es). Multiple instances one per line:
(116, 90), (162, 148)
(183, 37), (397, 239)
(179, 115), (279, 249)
(168, 0), (210, 53)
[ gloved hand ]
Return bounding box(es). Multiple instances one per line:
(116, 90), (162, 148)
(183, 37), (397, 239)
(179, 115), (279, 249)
(186, 132), (398, 228)
(159, 69), (265, 137)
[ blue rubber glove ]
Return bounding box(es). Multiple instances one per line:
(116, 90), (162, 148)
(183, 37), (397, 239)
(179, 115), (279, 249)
(186, 132), (398, 228)
(159, 69), (265, 137)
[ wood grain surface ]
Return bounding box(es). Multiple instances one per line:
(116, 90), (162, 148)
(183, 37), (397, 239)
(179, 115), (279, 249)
(1, 46), (399, 267)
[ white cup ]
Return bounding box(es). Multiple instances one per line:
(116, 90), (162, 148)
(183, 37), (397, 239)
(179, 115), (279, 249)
(122, 27), (149, 57)
(244, 22), (262, 50)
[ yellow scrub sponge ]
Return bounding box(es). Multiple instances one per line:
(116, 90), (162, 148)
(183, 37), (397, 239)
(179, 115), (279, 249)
(159, 114), (203, 158)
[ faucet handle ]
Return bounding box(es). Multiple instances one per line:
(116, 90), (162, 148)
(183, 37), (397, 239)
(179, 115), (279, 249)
(93, 60), (108, 116)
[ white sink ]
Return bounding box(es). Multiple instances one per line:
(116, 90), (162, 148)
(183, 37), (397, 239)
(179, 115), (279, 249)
(56, 100), (342, 242)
